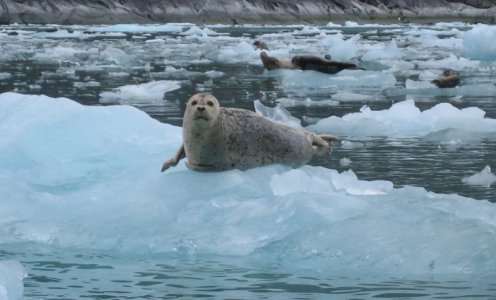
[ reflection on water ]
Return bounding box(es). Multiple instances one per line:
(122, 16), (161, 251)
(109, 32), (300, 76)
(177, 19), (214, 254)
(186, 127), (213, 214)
(3, 243), (494, 300)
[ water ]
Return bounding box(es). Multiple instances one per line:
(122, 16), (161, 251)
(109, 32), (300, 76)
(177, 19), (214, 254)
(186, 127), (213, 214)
(0, 22), (495, 299)
(1, 244), (495, 299)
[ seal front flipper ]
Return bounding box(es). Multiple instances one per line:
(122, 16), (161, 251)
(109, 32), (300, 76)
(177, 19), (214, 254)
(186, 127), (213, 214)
(161, 145), (185, 172)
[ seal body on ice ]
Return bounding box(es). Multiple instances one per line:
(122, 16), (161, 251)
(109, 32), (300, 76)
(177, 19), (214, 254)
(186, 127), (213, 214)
(432, 69), (460, 88)
(161, 93), (336, 172)
(291, 55), (361, 74)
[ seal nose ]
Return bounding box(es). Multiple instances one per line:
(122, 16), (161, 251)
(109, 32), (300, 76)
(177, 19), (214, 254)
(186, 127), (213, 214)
(197, 106), (205, 112)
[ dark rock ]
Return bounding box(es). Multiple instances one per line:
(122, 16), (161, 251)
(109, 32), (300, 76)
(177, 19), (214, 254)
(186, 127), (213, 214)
(0, 0), (495, 25)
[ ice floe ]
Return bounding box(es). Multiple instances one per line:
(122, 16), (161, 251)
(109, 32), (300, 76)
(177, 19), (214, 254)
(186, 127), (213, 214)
(462, 166), (496, 187)
(99, 80), (181, 105)
(0, 261), (26, 300)
(308, 99), (496, 138)
(0, 92), (495, 277)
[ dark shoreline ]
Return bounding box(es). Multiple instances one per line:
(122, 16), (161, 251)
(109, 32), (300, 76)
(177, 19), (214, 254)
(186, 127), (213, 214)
(2, 15), (495, 27)
(1, 0), (495, 26)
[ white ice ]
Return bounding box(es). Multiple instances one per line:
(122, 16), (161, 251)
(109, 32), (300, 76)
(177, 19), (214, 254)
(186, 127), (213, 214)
(308, 99), (496, 138)
(270, 69), (396, 95)
(318, 33), (360, 61)
(99, 80), (181, 105)
(88, 24), (185, 33)
(181, 25), (219, 36)
(0, 92), (495, 277)
(214, 40), (263, 64)
(0, 261), (25, 300)
(254, 99), (303, 129)
(462, 24), (496, 61)
(462, 166), (496, 187)
(0, 73), (11, 80)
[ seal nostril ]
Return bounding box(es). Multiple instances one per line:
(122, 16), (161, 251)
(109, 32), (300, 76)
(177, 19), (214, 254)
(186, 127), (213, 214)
(197, 106), (205, 112)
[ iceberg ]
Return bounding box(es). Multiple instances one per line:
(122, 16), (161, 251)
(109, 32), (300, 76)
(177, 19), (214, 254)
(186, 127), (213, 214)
(272, 69), (396, 95)
(318, 33), (360, 61)
(462, 24), (496, 61)
(0, 261), (26, 300)
(99, 80), (181, 105)
(88, 24), (185, 33)
(462, 166), (496, 187)
(0, 92), (496, 277)
(308, 99), (496, 138)
(181, 25), (219, 36)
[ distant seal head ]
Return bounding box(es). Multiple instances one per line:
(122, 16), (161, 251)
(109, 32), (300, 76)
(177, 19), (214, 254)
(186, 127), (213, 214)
(291, 55), (361, 74)
(253, 40), (269, 51)
(431, 69), (460, 88)
(260, 51), (297, 71)
(161, 93), (336, 172)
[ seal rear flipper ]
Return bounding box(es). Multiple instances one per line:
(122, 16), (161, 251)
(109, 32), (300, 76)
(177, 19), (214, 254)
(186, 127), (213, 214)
(311, 134), (337, 155)
(319, 134), (338, 144)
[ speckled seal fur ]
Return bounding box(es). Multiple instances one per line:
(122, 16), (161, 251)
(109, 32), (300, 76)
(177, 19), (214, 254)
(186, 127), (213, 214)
(161, 93), (336, 172)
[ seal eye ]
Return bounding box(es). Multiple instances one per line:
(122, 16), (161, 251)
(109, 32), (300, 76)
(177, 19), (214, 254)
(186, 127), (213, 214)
(207, 101), (214, 107)
(191, 100), (198, 106)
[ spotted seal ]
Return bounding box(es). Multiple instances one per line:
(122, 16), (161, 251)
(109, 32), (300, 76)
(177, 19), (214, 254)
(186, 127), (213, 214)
(432, 69), (460, 88)
(291, 55), (361, 74)
(161, 93), (336, 172)
(253, 40), (269, 51)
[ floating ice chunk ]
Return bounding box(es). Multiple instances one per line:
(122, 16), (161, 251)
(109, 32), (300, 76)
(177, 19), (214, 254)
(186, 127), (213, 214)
(99, 80), (181, 105)
(276, 97), (339, 107)
(462, 24), (496, 61)
(254, 100), (302, 129)
(294, 26), (321, 35)
(0, 73), (11, 80)
(88, 24), (184, 33)
(421, 36), (463, 49)
(344, 21), (359, 27)
(1, 92), (496, 275)
(362, 40), (401, 61)
(384, 83), (496, 98)
(325, 21), (342, 27)
(32, 46), (82, 60)
(100, 46), (133, 65)
(205, 70), (225, 78)
(159, 66), (204, 79)
(462, 166), (496, 187)
(275, 69), (396, 95)
(416, 54), (479, 69)
(270, 168), (393, 197)
(339, 157), (352, 167)
(331, 92), (379, 102)
(434, 22), (468, 28)
(214, 41), (262, 64)
(318, 33), (360, 61)
(423, 129), (486, 146)
(405, 79), (437, 89)
(308, 99), (496, 138)
(145, 38), (165, 43)
(0, 260), (26, 300)
(73, 81), (101, 89)
(181, 25), (218, 36)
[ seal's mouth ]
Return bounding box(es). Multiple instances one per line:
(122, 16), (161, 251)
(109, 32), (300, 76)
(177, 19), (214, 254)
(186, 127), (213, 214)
(194, 114), (209, 121)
